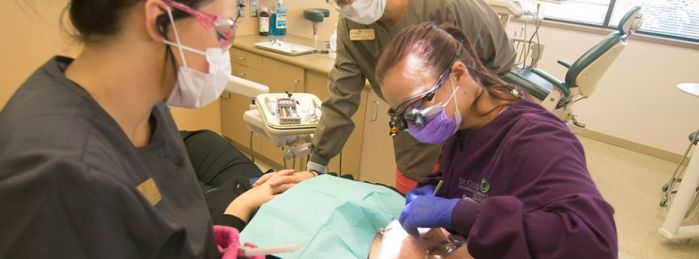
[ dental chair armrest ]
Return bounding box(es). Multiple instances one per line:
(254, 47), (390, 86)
(531, 68), (570, 97)
(557, 60), (571, 68)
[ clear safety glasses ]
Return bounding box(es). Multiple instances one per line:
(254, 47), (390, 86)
(325, 0), (354, 10)
(387, 42), (463, 136)
(164, 0), (237, 49)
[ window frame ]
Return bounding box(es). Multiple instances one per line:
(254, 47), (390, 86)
(540, 0), (699, 44)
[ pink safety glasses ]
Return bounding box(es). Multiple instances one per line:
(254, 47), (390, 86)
(164, 0), (237, 49)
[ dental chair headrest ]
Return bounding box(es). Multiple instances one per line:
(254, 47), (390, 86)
(618, 6), (643, 35)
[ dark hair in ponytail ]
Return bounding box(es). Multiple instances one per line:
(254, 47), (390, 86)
(68, 0), (139, 43)
(375, 22), (524, 104)
(66, 0), (208, 43)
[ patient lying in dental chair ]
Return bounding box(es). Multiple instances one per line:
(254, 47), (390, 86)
(239, 175), (472, 258)
(181, 131), (471, 258)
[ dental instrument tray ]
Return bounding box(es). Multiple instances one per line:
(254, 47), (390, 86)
(255, 93), (322, 133)
(254, 40), (316, 56)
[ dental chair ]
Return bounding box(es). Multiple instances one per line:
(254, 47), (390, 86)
(503, 6), (643, 127)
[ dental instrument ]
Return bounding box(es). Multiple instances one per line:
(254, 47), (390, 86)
(237, 243), (302, 256)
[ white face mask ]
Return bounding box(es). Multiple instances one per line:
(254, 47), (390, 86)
(163, 7), (231, 109)
(339, 0), (387, 25)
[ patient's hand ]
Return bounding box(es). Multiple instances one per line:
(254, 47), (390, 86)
(252, 169), (315, 193)
(224, 170), (315, 222)
(252, 169), (295, 187)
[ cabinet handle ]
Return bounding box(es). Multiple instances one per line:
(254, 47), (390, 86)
(238, 72), (246, 78)
(371, 101), (379, 121)
(293, 79), (300, 88)
(238, 57), (246, 61)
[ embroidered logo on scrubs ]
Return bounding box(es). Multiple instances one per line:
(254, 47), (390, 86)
(136, 178), (162, 206)
(480, 178), (490, 193)
(459, 178), (489, 202)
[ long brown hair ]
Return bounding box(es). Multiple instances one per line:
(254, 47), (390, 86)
(375, 22), (524, 106)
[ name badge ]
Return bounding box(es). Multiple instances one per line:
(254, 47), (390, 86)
(136, 178), (162, 206)
(349, 29), (375, 41)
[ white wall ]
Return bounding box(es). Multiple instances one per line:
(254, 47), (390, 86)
(246, 0), (339, 40)
(282, 0), (339, 41)
(271, 2), (699, 156)
(5, 0), (698, 156)
(280, 5), (699, 156)
(509, 21), (699, 155)
(0, 0), (80, 108)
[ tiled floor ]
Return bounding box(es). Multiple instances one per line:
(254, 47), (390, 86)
(580, 137), (699, 258)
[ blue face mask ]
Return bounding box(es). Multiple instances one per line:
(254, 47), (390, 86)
(407, 78), (461, 144)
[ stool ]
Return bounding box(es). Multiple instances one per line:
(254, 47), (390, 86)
(658, 83), (699, 240)
(303, 8), (330, 45)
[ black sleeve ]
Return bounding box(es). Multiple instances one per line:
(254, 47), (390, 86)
(215, 214), (247, 231)
(180, 130), (262, 188)
(181, 130), (263, 232)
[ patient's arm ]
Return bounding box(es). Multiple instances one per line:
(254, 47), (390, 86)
(224, 170), (314, 222)
(369, 220), (473, 259)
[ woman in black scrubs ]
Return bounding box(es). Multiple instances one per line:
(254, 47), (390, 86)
(0, 0), (313, 257)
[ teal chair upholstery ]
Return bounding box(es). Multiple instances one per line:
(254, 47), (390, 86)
(503, 6), (643, 125)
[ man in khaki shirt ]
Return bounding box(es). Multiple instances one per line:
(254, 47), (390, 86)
(309, 0), (515, 193)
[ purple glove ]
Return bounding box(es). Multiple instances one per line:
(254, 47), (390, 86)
(405, 185), (436, 204)
(399, 196), (460, 236)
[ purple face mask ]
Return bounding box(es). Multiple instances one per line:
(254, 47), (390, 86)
(407, 108), (460, 144)
(407, 80), (461, 144)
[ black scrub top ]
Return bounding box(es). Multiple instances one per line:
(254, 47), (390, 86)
(0, 57), (219, 258)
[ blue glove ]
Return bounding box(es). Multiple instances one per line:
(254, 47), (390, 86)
(405, 185), (435, 204)
(399, 196), (459, 236)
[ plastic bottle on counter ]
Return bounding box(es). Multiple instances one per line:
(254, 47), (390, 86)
(259, 6), (269, 36)
(274, 0), (287, 36)
(269, 7), (277, 36)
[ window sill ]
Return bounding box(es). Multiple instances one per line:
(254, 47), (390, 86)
(511, 18), (699, 50)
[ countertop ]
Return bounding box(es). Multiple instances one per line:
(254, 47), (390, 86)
(231, 34), (336, 75)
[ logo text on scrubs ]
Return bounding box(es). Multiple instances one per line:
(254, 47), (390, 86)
(458, 178), (489, 202)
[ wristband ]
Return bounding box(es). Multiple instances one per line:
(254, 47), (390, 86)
(308, 170), (323, 177)
(306, 160), (327, 174)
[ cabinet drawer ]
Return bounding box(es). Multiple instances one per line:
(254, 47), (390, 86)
(231, 65), (262, 83)
(252, 135), (285, 167)
(261, 57), (305, 92)
(230, 48), (262, 69)
(220, 93), (254, 149)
